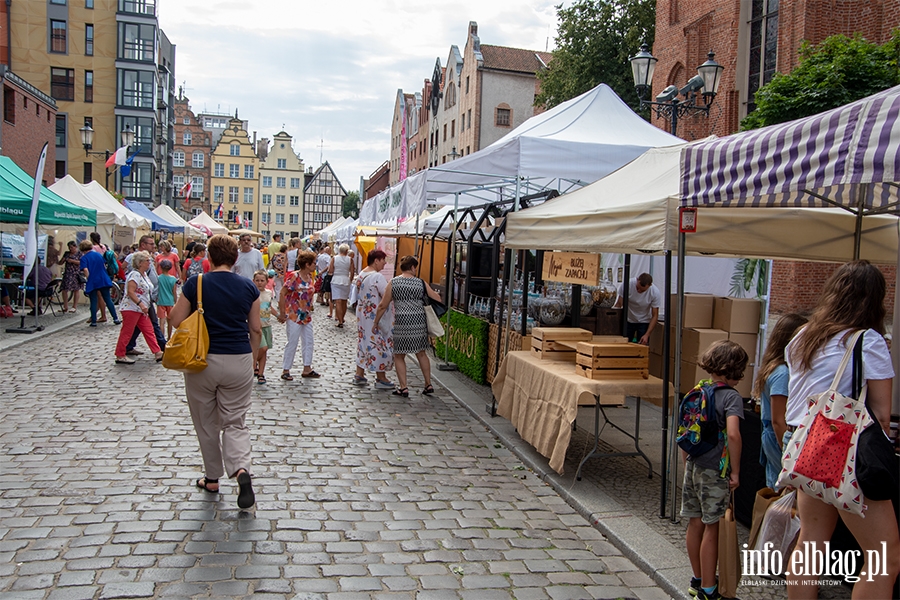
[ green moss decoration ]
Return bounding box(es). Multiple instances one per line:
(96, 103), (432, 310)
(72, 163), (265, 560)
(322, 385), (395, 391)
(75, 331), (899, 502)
(434, 309), (489, 384)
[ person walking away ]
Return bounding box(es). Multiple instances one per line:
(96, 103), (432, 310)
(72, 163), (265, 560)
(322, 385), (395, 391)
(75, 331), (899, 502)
(156, 259), (178, 338)
(286, 238), (301, 276)
(278, 250), (320, 381)
(613, 272), (661, 345)
(124, 236), (167, 355)
(374, 255), (442, 397)
(79, 240), (120, 327)
(59, 240), (83, 313)
(252, 270), (274, 384)
(353, 249), (394, 389)
(233, 233), (265, 280)
(315, 246), (332, 307)
(681, 340), (747, 600)
(114, 251), (162, 364)
(168, 234), (261, 510)
(784, 261), (900, 599)
(752, 313), (807, 489)
(182, 243), (207, 282)
(329, 243), (354, 328)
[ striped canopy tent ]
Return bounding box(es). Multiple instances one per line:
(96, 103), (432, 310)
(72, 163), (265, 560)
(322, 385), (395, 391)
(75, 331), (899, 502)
(680, 84), (900, 258)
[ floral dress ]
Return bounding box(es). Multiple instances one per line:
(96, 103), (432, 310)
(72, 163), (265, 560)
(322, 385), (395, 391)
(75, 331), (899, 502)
(60, 250), (83, 291)
(283, 271), (314, 324)
(355, 270), (393, 372)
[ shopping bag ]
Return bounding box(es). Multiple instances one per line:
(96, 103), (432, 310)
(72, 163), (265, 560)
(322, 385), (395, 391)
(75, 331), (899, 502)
(748, 487), (785, 551)
(425, 305), (444, 338)
(162, 274), (209, 373)
(718, 496), (740, 599)
(753, 490), (800, 558)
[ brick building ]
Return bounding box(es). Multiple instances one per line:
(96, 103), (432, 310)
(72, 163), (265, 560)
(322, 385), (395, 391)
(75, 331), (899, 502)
(172, 94), (212, 218)
(363, 161), (389, 200)
(653, 0), (900, 316)
(1, 68), (57, 184)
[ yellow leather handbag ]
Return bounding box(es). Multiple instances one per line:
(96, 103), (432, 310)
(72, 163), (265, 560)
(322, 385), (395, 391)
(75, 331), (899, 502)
(162, 274), (209, 373)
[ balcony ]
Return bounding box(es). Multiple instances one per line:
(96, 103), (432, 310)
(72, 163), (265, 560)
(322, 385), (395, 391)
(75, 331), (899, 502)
(118, 0), (156, 16)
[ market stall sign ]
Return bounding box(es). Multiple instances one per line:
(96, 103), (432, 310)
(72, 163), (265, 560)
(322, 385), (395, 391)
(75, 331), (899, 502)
(542, 252), (600, 285)
(435, 310), (489, 384)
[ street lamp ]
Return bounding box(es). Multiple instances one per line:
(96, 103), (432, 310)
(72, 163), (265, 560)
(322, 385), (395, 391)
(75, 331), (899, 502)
(629, 43), (724, 137)
(80, 124), (135, 190)
(449, 146), (460, 161)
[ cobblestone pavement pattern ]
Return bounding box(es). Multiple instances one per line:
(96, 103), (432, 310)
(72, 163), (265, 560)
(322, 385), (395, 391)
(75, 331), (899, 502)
(1, 310), (670, 600)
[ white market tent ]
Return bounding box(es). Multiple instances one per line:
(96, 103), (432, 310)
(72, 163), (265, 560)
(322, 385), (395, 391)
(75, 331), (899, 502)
(49, 175), (151, 241)
(505, 144), (900, 263)
(152, 204), (207, 238)
(360, 83), (681, 224)
(314, 217), (347, 242)
(188, 211), (229, 236)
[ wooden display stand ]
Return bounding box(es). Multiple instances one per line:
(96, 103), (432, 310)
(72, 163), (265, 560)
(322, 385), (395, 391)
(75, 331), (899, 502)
(531, 327), (593, 361)
(575, 340), (649, 380)
(487, 324), (531, 384)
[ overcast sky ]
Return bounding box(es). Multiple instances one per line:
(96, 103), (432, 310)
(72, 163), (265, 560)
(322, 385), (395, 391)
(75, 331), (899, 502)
(157, 0), (559, 194)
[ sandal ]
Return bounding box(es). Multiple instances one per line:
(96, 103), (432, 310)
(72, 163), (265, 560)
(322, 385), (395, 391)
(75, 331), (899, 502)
(301, 370), (321, 378)
(195, 477), (219, 493)
(257, 375), (267, 384)
(236, 471), (255, 509)
(423, 384), (435, 395)
(392, 387), (409, 397)
(280, 372), (294, 381)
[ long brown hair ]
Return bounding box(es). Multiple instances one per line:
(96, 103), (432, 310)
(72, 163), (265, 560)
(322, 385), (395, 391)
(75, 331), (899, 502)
(789, 261), (886, 372)
(753, 313), (807, 397)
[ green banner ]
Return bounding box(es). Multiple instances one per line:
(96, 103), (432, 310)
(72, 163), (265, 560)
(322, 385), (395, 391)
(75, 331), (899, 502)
(435, 309), (489, 384)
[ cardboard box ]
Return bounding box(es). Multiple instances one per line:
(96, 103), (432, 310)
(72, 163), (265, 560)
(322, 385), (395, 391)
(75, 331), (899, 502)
(648, 351), (663, 378)
(713, 297), (761, 333)
(681, 328), (728, 362)
(732, 376), (752, 399)
(680, 361), (710, 394)
(728, 332), (759, 365)
(648, 322), (665, 355)
(670, 294), (715, 329)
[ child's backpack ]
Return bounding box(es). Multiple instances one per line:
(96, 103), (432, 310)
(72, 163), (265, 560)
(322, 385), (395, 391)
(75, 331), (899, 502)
(103, 248), (119, 279)
(676, 380), (732, 458)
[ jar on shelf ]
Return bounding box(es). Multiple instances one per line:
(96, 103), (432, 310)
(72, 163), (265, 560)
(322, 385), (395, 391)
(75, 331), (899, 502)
(539, 295), (565, 326)
(579, 288), (593, 317)
(593, 277), (618, 308)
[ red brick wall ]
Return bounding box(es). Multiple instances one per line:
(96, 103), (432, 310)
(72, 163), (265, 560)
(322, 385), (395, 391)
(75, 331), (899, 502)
(770, 260), (896, 319)
(2, 81), (57, 185)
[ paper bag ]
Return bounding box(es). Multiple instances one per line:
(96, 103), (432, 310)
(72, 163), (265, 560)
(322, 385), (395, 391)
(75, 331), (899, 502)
(718, 499), (740, 598)
(748, 487), (784, 551)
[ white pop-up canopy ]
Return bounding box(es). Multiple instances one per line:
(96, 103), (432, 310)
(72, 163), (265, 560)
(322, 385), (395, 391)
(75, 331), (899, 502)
(50, 175), (150, 231)
(505, 144), (899, 263)
(188, 211), (229, 236)
(152, 204), (207, 238)
(361, 83), (682, 223)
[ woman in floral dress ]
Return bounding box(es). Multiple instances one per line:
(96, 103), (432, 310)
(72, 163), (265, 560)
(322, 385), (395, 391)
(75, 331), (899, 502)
(59, 240), (83, 313)
(277, 250), (320, 381)
(353, 249), (394, 389)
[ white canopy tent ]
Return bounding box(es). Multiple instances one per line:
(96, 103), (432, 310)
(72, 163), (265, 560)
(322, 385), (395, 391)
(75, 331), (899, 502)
(360, 83), (682, 224)
(188, 211), (229, 236)
(152, 205), (207, 238)
(314, 217), (347, 242)
(49, 175), (151, 242)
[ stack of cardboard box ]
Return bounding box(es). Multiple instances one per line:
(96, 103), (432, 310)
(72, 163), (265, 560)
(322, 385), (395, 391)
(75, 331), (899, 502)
(646, 294), (761, 398)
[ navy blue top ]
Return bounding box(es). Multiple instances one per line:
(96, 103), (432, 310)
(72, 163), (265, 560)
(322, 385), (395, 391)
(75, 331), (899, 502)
(79, 251), (112, 293)
(182, 271), (259, 355)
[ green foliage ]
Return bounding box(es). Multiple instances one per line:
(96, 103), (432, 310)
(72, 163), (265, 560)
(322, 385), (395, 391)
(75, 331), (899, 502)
(535, 0), (656, 111)
(342, 191), (360, 219)
(434, 309), (489, 384)
(741, 32), (900, 130)
(729, 259), (768, 299)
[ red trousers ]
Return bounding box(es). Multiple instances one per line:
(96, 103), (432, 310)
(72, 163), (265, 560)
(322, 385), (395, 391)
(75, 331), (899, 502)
(116, 310), (161, 357)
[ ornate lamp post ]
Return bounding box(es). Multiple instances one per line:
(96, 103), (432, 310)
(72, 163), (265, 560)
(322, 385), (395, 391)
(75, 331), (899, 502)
(629, 44), (724, 137)
(80, 124), (135, 190)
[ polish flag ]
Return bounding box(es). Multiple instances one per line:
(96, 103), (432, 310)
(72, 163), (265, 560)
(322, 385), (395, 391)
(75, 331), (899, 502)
(104, 146), (128, 168)
(234, 212), (241, 224)
(180, 179), (193, 198)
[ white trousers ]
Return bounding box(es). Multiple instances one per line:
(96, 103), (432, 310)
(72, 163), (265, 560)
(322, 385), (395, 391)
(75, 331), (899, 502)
(283, 318), (313, 370)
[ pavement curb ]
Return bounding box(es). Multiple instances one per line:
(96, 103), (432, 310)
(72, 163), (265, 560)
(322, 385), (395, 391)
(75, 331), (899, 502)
(433, 368), (692, 600)
(1, 310), (88, 352)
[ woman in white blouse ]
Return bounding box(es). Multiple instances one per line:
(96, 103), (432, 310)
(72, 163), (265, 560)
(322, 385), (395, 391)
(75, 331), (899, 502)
(114, 251), (162, 364)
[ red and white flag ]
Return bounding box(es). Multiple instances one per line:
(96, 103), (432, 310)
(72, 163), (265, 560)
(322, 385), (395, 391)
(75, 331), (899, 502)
(234, 212), (241, 224)
(180, 179), (193, 198)
(104, 146), (128, 168)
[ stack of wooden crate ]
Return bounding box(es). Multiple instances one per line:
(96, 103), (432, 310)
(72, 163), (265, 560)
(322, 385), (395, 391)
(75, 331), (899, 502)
(574, 339), (649, 380)
(530, 327), (593, 361)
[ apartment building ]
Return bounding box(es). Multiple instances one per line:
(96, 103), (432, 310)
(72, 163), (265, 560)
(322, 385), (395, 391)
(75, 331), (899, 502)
(258, 130), (305, 240)
(172, 93), (212, 217)
(303, 162), (346, 236)
(209, 113), (259, 230)
(0, 68), (58, 184)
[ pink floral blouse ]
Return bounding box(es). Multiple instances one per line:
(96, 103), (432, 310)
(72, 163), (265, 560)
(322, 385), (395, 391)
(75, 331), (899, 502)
(282, 271), (314, 325)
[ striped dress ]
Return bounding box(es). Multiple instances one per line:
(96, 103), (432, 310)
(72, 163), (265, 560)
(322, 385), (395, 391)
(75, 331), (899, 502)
(390, 276), (428, 354)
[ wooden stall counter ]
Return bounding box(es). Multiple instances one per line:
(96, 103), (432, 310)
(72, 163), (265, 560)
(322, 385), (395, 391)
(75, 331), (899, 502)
(491, 350), (671, 476)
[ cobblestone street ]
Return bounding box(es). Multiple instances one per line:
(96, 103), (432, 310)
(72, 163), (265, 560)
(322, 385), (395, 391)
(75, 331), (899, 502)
(1, 309), (669, 600)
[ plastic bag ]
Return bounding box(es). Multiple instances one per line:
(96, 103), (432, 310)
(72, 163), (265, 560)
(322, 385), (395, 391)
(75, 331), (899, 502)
(753, 489), (800, 557)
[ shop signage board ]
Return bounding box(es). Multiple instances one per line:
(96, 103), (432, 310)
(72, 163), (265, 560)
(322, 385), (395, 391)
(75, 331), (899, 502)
(542, 252), (601, 286)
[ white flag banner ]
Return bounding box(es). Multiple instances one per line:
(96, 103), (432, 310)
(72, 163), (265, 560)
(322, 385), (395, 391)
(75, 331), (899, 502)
(22, 143), (48, 283)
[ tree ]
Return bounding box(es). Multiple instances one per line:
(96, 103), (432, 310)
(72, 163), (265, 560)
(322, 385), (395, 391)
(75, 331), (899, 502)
(342, 191), (360, 219)
(535, 0), (656, 111)
(741, 32), (900, 130)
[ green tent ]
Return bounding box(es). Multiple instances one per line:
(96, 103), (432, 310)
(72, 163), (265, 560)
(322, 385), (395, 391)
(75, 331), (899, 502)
(0, 156), (97, 226)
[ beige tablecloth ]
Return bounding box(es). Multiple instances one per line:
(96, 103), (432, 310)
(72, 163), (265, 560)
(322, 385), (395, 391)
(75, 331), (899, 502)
(491, 351), (669, 474)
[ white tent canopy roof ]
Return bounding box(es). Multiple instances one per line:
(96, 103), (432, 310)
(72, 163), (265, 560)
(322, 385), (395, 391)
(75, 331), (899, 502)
(49, 175), (150, 229)
(188, 211), (229, 235)
(506, 144), (899, 263)
(152, 205), (207, 238)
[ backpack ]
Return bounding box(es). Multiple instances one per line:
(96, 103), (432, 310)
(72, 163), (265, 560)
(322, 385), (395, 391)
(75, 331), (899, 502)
(103, 248), (119, 279)
(676, 380), (732, 458)
(187, 258), (204, 279)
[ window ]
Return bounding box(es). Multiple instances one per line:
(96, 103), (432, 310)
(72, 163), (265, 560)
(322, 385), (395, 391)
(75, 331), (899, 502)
(172, 174), (184, 189)
(451, 119), (455, 138)
(51, 68), (75, 101)
(117, 115), (153, 149)
(119, 22), (155, 61)
(229, 164), (239, 178)
(121, 162), (152, 200)
(747, 0), (779, 114)
(277, 158), (286, 169)
(466, 76), (469, 93)
(84, 70), (93, 102)
(4, 86), (15, 124)
(289, 214), (299, 225)
(83, 162), (92, 183)
(118, 69), (154, 108)
(495, 107), (511, 127)
(276, 177), (285, 188)
(86, 0), (93, 7)
(214, 163), (224, 177)
(290, 177), (300, 188)
(275, 213), (285, 224)
(56, 161), (66, 179)
(192, 176), (203, 198)
(460, 113), (465, 131)
(214, 185), (224, 202)
(55, 115), (66, 147)
(468, 109), (472, 130)
(443, 124), (447, 141)
(276, 195), (285, 206)
(118, 0), (156, 15)
(192, 151), (204, 168)
(289, 195), (299, 206)
(242, 211), (252, 225)
(244, 165), (254, 179)
(183, 117), (189, 124)
(243, 188), (254, 203)
(182, 131), (192, 145)
(228, 186), (238, 202)
(173, 150), (185, 167)
(229, 144), (240, 156)
(85, 24), (94, 56)
(50, 20), (67, 53)
(261, 213), (269, 224)
(262, 176), (272, 187)
(262, 194), (271, 205)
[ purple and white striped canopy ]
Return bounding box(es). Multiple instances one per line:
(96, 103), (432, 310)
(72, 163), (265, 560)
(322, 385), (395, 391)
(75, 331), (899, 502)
(680, 85), (900, 211)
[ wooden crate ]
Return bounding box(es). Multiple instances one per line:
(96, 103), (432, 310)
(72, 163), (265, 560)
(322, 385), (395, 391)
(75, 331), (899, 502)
(487, 324), (532, 383)
(574, 341), (649, 379)
(531, 327), (593, 361)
